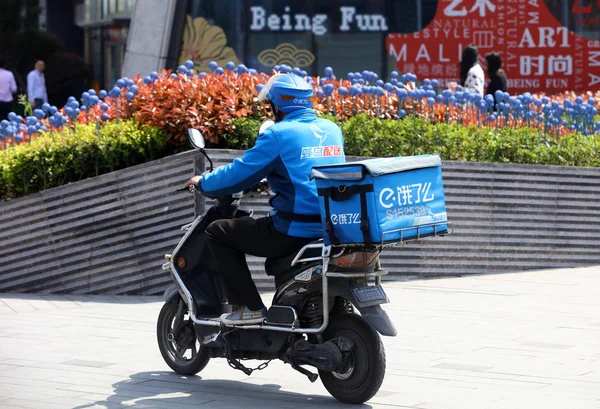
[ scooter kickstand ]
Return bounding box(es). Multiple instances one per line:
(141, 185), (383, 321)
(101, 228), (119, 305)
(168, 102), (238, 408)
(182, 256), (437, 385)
(287, 336), (319, 383)
(291, 362), (319, 383)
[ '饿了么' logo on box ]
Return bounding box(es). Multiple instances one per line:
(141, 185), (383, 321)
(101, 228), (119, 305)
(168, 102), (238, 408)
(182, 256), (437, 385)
(331, 213), (360, 225)
(379, 182), (435, 209)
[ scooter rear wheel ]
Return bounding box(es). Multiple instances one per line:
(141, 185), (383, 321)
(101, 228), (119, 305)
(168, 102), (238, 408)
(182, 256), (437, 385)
(157, 296), (210, 375)
(319, 313), (386, 404)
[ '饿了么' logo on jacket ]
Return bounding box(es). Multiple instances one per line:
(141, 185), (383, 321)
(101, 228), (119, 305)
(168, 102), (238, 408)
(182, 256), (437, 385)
(300, 125), (343, 159)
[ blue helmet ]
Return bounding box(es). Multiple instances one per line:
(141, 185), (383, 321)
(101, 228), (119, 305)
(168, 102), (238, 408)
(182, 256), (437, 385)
(257, 73), (314, 113)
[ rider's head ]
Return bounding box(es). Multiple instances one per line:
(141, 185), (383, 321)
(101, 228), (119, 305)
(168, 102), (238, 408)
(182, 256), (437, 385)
(258, 73), (314, 122)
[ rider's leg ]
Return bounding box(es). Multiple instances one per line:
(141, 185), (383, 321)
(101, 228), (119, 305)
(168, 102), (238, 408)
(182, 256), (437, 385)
(205, 216), (311, 323)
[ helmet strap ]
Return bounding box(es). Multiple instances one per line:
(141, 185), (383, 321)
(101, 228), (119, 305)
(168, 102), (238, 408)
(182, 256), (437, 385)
(269, 101), (286, 123)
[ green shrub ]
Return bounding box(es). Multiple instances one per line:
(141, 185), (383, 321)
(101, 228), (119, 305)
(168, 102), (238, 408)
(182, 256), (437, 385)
(226, 115), (600, 167)
(224, 117), (261, 150)
(0, 120), (168, 200)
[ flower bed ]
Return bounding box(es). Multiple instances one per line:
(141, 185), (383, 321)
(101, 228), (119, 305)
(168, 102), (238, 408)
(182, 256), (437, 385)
(1, 60), (598, 152)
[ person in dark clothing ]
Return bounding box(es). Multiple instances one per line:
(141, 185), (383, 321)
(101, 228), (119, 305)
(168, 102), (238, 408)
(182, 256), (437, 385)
(485, 52), (508, 100)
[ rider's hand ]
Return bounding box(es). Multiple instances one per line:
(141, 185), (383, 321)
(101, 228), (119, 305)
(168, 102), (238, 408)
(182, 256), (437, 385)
(184, 175), (202, 192)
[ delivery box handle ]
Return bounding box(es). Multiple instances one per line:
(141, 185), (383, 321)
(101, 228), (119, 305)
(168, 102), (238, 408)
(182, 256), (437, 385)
(318, 184), (374, 246)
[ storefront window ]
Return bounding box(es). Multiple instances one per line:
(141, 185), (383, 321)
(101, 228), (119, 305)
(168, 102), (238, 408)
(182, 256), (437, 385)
(544, 0), (600, 40)
(179, 0), (436, 75)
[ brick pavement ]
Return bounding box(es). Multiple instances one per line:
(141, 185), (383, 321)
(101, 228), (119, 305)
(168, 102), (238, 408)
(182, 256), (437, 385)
(0, 266), (599, 409)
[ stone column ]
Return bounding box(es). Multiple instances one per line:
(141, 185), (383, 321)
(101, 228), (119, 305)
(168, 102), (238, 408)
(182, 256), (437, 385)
(122, 0), (179, 77)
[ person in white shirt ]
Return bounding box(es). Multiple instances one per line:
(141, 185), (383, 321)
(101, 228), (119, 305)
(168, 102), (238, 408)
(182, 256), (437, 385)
(0, 57), (17, 120)
(459, 45), (484, 97)
(27, 60), (48, 109)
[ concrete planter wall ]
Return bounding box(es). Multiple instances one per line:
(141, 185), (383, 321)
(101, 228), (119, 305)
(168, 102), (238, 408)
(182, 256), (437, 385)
(1, 149), (599, 295)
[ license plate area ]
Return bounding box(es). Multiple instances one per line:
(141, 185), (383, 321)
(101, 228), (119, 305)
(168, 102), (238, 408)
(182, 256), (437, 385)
(352, 285), (389, 307)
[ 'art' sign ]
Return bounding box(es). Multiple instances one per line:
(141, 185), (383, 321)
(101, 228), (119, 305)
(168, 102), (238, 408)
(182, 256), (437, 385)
(386, 0), (600, 93)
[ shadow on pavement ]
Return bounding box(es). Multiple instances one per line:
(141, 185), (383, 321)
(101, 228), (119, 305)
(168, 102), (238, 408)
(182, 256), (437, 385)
(72, 370), (373, 409)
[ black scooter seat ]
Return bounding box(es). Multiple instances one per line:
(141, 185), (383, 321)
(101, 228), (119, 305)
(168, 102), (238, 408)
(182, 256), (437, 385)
(265, 240), (323, 277)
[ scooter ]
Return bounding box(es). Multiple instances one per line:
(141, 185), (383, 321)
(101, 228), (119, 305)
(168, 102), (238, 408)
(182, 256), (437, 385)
(157, 125), (397, 404)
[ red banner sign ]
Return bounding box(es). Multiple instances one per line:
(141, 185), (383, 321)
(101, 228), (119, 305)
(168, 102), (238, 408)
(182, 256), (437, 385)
(386, 0), (600, 93)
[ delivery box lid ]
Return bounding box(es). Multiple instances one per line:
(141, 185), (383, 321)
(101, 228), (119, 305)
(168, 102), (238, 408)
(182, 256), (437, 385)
(311, 155), (442, 181)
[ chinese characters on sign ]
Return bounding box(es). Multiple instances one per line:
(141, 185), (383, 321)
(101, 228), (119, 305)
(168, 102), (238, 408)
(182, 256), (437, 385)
(386, 0), (600, 93)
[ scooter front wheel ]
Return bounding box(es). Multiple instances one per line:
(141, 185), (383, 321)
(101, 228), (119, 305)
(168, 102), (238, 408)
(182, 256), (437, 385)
(319, 313), (386, 404)
(157, 296), (210, 375)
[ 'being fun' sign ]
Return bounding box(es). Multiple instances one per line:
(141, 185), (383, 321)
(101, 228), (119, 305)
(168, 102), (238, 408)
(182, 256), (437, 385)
(249, 5), (388, 36)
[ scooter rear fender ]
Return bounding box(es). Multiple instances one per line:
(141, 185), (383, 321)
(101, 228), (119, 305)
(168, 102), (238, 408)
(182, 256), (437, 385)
(328, 283), (397, 337)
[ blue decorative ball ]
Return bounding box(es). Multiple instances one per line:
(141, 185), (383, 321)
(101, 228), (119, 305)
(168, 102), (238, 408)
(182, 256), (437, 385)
(109, 87), (121, 98)
(185, 60), (194, 69)
(226, 61), (235, 70)
(126, 92), (134, 101)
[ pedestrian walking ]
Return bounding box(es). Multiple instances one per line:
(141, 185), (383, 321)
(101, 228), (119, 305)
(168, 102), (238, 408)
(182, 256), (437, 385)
(485, 52), (508, 100)
(27, 60), (47, 109)
(0, 57), (17, 120)
(459, 45), (485, 97)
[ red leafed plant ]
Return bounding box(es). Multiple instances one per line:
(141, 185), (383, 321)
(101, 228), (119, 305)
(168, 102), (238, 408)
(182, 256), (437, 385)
(132, 70), (273, 146)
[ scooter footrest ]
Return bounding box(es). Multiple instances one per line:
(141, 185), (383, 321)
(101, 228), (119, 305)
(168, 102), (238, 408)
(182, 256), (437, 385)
(266, 306), (298, 327)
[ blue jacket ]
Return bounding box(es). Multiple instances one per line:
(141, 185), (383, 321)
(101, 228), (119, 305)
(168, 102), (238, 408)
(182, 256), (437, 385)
(199, 108), (345, 238)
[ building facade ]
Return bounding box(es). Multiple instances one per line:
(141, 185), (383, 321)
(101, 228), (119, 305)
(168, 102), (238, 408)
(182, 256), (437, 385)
(126, 0), (600, 93)
(77, 0), (136, 89)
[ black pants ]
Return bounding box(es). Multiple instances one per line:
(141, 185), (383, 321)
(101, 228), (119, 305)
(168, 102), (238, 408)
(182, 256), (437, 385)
(205, 216), (312, 311)
(0, 101), (11, 121)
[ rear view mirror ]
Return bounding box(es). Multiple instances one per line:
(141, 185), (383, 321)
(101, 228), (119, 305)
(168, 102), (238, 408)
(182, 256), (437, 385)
(259, 120), (275, 135)
(187, 128), (206, 149)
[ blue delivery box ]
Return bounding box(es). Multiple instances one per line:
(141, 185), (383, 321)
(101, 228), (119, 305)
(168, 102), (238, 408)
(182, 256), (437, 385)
(311, 155), (448, 246)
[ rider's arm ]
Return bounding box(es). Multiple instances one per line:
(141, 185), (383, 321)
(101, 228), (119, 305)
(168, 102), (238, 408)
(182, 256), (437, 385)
(197, 129), (279, 196)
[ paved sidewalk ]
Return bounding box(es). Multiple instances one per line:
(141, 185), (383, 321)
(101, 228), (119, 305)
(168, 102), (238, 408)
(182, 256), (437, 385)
(0, 267), (599, 409)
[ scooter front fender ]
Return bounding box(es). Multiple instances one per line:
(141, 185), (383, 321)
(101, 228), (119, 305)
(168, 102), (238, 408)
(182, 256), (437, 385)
(163, 284), (179, 301)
